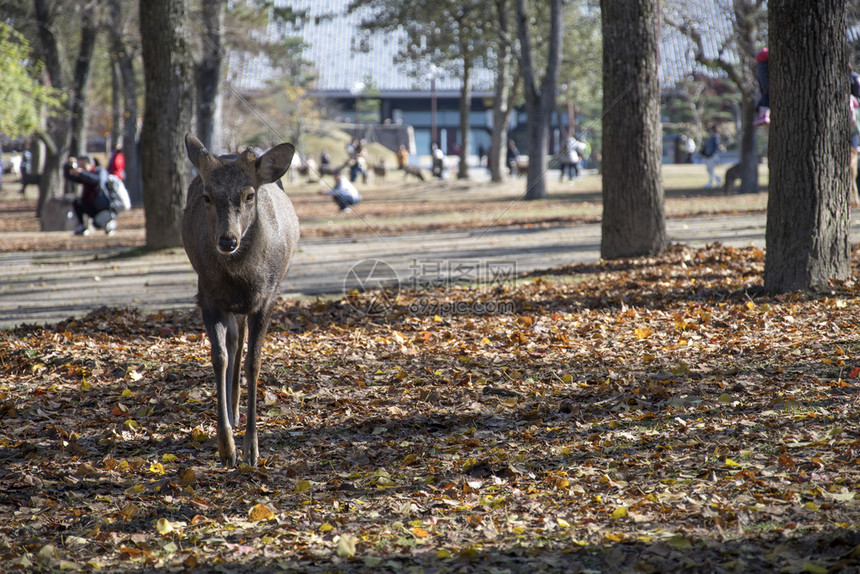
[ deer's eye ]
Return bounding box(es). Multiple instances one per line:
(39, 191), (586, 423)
(202, 193), (213, 205)
(245, 191), (255, 204)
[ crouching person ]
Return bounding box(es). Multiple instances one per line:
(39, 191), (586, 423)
(64, 154), (116, 235)
(319, 171), (362, 212)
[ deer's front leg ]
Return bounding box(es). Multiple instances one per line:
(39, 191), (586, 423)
(228, 315), (247, 427)
(203, 307), (237, 467)
(242, 309), (272, 466)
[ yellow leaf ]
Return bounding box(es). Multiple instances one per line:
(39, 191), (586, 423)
(634, 327), (652, 340)
(295, 480), (313, 493)
(162, 454), (178, 463)
(801, 562), (829, 574)
(149, 462), (166, 475)
(718, 393), (733, 403)
(434, 315), (443, 322)
(124, 484), (144, 496)
(155, 518), (174, 535)
(413, 527), (430, 538)
(724, 458), (741, 469)
(437, 548), (453, 559)
(667, 534), (693, 549)
(805, 502), (818, 512)
(611, 507), (628, 520)
(319, 523), (334, 532)
(248, 504), (275, 521)
(121, 389), (134, 398)
(605, 532), (625, 542)
(561, 374), (573, 383)
(336, 534), (357, 558)
(80, 380), (92, 390)
(746, 301), (756, 310)
(556, 518), (571, 528)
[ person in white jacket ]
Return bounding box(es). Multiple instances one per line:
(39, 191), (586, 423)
(320, 172), (362, 212)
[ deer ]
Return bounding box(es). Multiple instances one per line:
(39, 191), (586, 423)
(182, 134), (299, 467)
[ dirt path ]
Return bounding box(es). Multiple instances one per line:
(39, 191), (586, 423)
(3, 212), (850, 329)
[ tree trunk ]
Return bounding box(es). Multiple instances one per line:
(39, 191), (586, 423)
(69, 8), (98, 157)
(489, 0), (513, 183)
(763, 0), (850, 292)
(140, 0), (194, 249)
(737, 94), (759, 194)
(33, 0), (71, 221)
(109, 55), (121, 147)
(516, 0), (564, 200)
(457, 53), (472, 180)
(599, 0), (666, 259)
(109, 0), (143, 207)
(196, 0), (223, 153)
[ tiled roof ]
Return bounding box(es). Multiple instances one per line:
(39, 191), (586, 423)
(229, 0), (761, 94)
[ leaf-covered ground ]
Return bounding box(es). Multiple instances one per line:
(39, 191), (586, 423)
(2, 243), (860, 573)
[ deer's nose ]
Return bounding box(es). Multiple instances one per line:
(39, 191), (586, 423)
(218, 235), (238, 253)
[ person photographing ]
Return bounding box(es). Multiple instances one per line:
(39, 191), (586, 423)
(64, 154), (116, 235)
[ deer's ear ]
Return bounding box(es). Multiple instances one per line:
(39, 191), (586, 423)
(185, 134), (207, 169)
(257, 143), (295, 185)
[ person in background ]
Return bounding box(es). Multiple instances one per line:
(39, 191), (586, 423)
(701, 125), (722, 189)
(396, 144), (409, 169)
(506, 139), (519, 177)
(107, 142), (125, 181)
(753, 48), (770, 127)
(65, 154), (116, 235)
(318, 171), (362, 212)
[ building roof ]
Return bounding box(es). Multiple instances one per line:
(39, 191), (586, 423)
(230, 0), (749, 95)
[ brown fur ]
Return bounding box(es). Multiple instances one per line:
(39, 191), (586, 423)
(371, 159), (388, 182)
(403, 164), (425, 181)
(182, 134), (299, 467)
(722, 163), (742, 194)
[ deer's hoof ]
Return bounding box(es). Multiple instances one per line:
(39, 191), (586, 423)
(243, 435), (259, 467)
(221, 450), (237, 467)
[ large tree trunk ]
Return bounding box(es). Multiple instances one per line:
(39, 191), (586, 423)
(763, 0), (849, 292)
(69, 7), (99, 157)
(516, 0), (563, 200)
(196, 0), (223, 153)
(599, 0), (666, 259)
(110, 0), (143, 206)
(457, 53), (472, 180)
(139, 0), (194, 249)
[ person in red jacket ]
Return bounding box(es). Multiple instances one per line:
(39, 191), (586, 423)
(107, 143), (125, 181)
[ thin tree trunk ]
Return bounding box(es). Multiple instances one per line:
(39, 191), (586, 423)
(489, 0), (513, 183)
(140, 0), (194, 249)
(196, 0), (223, 152)
(763, 0), (849, 291)
(110, 55), (121, 147)
(516, 0), (564, 200)
(110, 0), (142, 206)
(69, 8), (98, 157)
(600, 0), (666, 259)
(457, 53), (472, 180)
(737, 94), (758, 194)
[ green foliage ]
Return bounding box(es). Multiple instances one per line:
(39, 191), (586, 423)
(0, 23), (65, 138)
